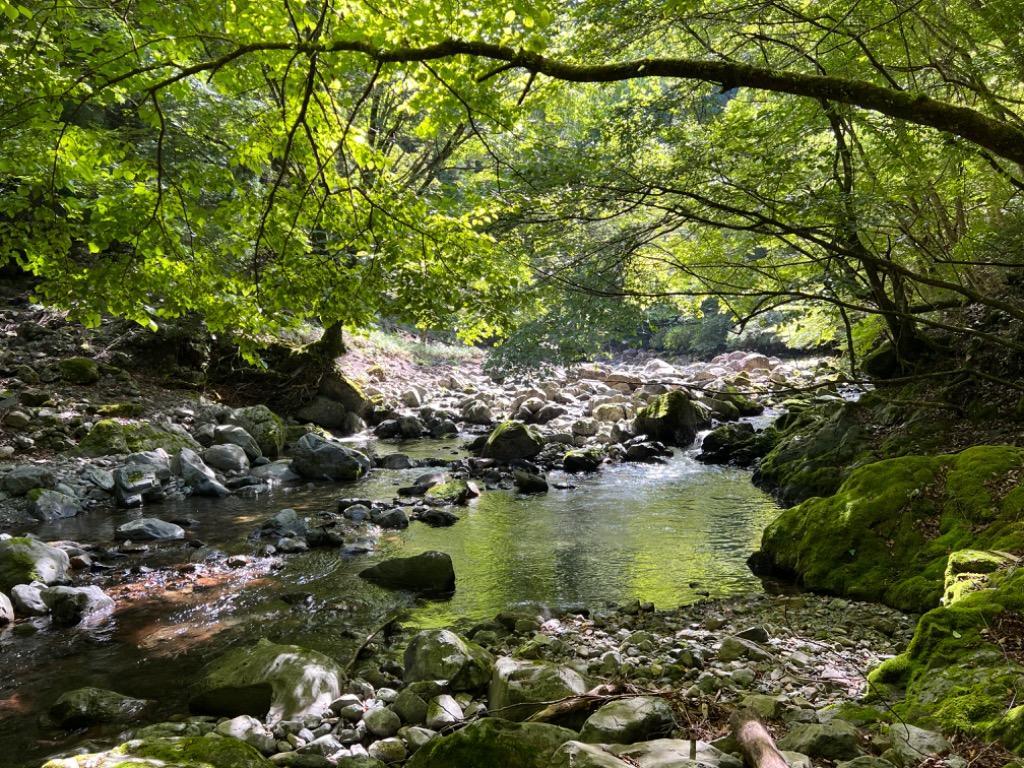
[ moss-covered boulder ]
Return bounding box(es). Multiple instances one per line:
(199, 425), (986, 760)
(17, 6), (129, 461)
(404, 629), (494, 691)
(867, 557), (1024, 753)
(319, 371), (370, 414)
(41, 735), (272, 768)
(189, 639), (344, 723)
(634, 390), (711, 447)
(405, 718), (576, 768)
(227, 405), (286, 458)
(425, 479), (479, 505)
(481, 421), (544, 461)
(0, 537), (70, 592)
(49, 687), (151, 728)
(77, 419), (200, 457)
(756, 445), (1024, 612)
(489, 657), (589, 721)
(58, 356), (100, 385)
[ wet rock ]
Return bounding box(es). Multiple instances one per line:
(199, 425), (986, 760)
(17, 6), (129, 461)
(489, 657), (589, 721)
(563, 449), (602, 473)
(778, 720), (863, 760)
(360, 552), (455, 595)
(28, 488), (80, 521)
(513, 470), (549, 494)
(0, 591), (12, 624)
(405, 718), (576, 768)
(190, 638), (344, 723)
(634, 390), (711, 447)
(49, 687), (150, 728)
(417, 508), (459, 527)
(42, 585), (115, 625)
(380, 453), (413, 470)
(424, 480), (478, 505)
(371, 508), (409, 530)
(112, 465), (162, 508)
(0, 537), (70, 591)
(11, 582), (48, 615)
(580, 696), (675, 744)
(480, 421), (544, 461)
(1, 465), (55, 496)
(404, 629), (493, 691)
(290, 433), (370, 482)
(115, 517), (185, 541)
(698, 422), (756, 464)
(263, 508), (308, 539)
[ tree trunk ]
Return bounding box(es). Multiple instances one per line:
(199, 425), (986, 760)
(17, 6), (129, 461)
(730, 709), (789, 768)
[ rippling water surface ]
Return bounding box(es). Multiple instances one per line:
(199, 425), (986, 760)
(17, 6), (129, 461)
(0, 436), (779, 766)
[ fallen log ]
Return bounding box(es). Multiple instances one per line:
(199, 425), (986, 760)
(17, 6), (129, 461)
(730, 708), (789, 768)
(524, 683), (624, 724)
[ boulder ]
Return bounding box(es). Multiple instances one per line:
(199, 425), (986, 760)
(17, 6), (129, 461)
(425, 694), (463, 730)
(77, 419), (200, 457)
(778, 720), (863, 760)
(406, 718), (576, 768)
(11, 582), (48, 615)
(462, 401), (493, 425)
(0, 537), (70, 591)
(216, 715), (277, 754)
(489, 657), (589, 721)
(190, 638), (344, 723)
(58, 356), (101, 384)
(319, 372), (370, 413)
(404, 629), (494, 691)
(359, 552), (455, 595)
(371, 508), (410, 530)
(49, 687), (150, 728)
(579, 696), (675, 743)
(28, 489), (80, 521)
(112, 464), (162, 508)
(551, 742), (631, 768)
(290, 433), (370, 481)
(1, 465), (55, 496)
(609, 739), (742, 768)
(634, 390), (711, 447)
(424, 480), (479, 505)
(513, 470), (549, 494)
(203, 443), (250, 472)
(481, 422), (544, 461)
(227, 405), (286, 458)
(364, 707), (402, 738)
(698, 422), (756, 464)
(177, 447), (217, 484)
(886, 723), (949, 764)
(295, 396), (350, 430)
(38, 735), (274, 768)
(563, 450), (602, 473)
(0, 592), (12, 624)
(214, 425), (263, 460)
(42, 585), (116, 625)
(115, 517), (185, 541)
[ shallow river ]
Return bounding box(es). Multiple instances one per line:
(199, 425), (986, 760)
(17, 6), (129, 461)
(0, 436), (779, 765)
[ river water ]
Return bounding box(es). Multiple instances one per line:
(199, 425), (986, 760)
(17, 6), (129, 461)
(0, 436), (779, 765)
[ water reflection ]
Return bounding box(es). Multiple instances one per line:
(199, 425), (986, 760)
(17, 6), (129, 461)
(0, 443), (778, 766)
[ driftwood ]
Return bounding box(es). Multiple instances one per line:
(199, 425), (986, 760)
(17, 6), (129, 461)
(525, 684), (625, 724)
(730, 709), (789, 768)
(344, 608), (404, 677)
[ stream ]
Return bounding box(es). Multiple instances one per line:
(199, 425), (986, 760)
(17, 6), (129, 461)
(0, 435), (780, 765)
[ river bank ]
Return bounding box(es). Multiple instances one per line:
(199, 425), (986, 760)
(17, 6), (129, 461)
(1, 286), (1021, 767)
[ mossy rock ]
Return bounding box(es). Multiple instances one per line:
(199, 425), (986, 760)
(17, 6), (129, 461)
(58, 356), (100, 385)
(866, 561), (1024, 753)
(757, 445), (1024, 612)
(0, 536), (70, 592)
(425, 479), (477, 505)
(406, 718), (576, 768)
(41, 734), (272, 768)
(97, 402), (146, 418)
(77, 419), (200, 457)
(753, 399), (876, 505)
(634, 390), (711, 447)
(480, 421), (543, 461)
(319, 371), (370, 414)
(227, 406), (286, 458)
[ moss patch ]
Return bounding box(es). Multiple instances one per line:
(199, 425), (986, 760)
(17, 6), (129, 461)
(42, 735), (272, 768)
(634, 390), (711, 447)
(77, 419), (200, 457)
(481, 421), (543, 461)
(758, 445), (1024, 612)
(58, 356), (100, 385)
(867, 562), (1024, 753)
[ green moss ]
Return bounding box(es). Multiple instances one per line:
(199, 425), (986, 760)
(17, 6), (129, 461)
(758, 445), (1024, 612)
(867, 563), (1024, 753)
(42, 735), (272, 767)
(481, 421), (543, 461)
(426, 480), (475, 504)
(58, 356), (100, 385)
(228, 405), (285, 457)
(406, 718), (576, 768)
(77, 419), (199, 457)
(97, 402), (146, 417)
(634, 390), (711, 446)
